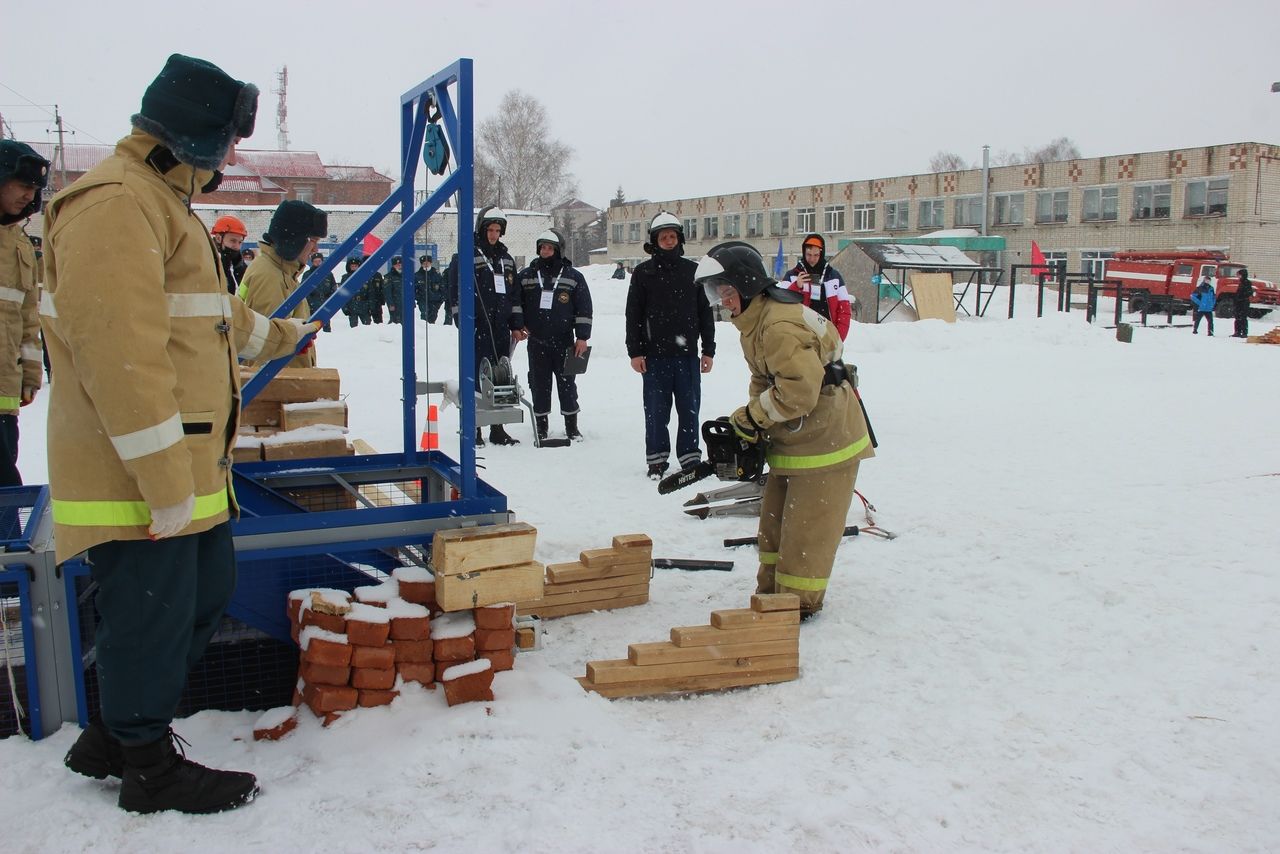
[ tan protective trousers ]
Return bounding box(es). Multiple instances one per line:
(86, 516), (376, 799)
(755, 460), (859, 614)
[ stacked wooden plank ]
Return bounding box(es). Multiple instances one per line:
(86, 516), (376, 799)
(1246, 327), (1280, 345)
(235, 367), (349, 463)
(577, 593), (801, 699)
(515, 534), (652, 619)
(431, 522), (545, 612)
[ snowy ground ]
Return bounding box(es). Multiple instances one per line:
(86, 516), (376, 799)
(3, 264), (1278, 852)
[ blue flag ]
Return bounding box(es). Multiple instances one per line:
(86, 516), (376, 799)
(773, 240), (785, 278)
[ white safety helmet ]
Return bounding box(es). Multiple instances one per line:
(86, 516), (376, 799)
(648, 211), (683, 241)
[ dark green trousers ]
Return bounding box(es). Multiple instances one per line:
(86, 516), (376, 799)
(87, 522), (236, 745)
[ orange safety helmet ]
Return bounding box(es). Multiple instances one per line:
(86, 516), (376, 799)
(211, 215), (248, 237)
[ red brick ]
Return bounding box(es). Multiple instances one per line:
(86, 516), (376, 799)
(301, 609), (347, 634)
(474, 627), (514, 652)
(433, 635), (475, 662)
(351, 667), (396, 690)
(254, 714), (298, 741)
(290, 623), (300, 645)
(351, 644), (396, 669)
(322, 712), (343, 727)
(346, 619), (390, 647)
(397, 579), (435, 607)
(397, 662), (435, 686)
(357, 688), (399, 708)
(302, 636), (352, 667)
(474, 604), (514, 630)
(389, 615), (431, 641)
(300, 660), (351, 687)
(287, 597), (303, 625)
(479, 649), (515, 672)
(392, 639), (433, 663)
(442, 666), (495, 707)
(303, 682), (358, 715)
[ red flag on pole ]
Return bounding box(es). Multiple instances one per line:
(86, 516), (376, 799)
(1029, 240), (1048, 277)
(362, 233), (384, 257)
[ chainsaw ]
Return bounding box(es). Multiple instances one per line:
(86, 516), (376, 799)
(657, 418), (768, 495)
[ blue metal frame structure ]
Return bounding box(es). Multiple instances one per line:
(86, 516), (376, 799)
(241, 58), (481, 497)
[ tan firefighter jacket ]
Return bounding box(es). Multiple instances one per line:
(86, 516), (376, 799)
(0, 221), (43, 414)
(730, 294), (874, 476)
(238, 244), (316, 368)
(40, 130), (306, 561)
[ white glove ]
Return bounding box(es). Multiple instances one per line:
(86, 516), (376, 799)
(148, 494), (195, 539)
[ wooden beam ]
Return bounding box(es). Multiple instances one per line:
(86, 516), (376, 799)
(525, 582), (649, 609)
(432, 522), (537, 576)
(611, 534), (653, 551)
(670, 623), (799, 648)
(579, 547), (652, 569)
(710, 608), (800, 629)
(540, 568), (650, 594)
(628, 637), (797, 666)
(750, 593), (802, 613)
(547, 558), (650, 585)
(435, 560), (544, 612)
(243, 367), (342, 403)
(577, 667), (799, 699)
(587, 652), (798, 685)
(282, 400), (348, 431)
(516, 592), (648, 620)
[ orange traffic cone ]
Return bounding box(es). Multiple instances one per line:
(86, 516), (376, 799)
(419, 404), (440, 451)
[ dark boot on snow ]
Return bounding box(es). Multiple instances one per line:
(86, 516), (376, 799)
(475, 428), (485, 447)
(535, 415), (549, 442)
(565, 413), (583, 441)
(65, 719), (125, 780)
(489, 424), (520, 446)
(646, 462), (669, 480)
(118, 730), (259, 815)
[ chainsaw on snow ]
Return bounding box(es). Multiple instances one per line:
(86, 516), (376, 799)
(657, 418), (768, 496)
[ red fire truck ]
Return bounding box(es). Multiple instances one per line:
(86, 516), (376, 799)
(1104, 251), (1279, 317)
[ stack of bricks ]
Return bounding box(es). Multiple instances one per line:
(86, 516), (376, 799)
(234, 367), (350, 465)
(429, 605), (518, 706)
(577, 594), (801, 699)
(515, 534), (652, 619)
(1246, 327), (1280, 345)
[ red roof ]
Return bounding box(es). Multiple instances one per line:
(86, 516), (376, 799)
(25, 141), (114, 173)
(236, 150), (328, 179)
(325, 165), (393, 183)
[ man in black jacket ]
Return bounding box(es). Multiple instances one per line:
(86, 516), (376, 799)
(1232, 269), (1254, 338)
(447, 206), (521, 446)
(302, 251), (335, 331)
(625, 211), (715, 478)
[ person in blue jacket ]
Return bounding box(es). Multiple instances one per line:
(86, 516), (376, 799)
(1190, 274), (1216, 336)
(511, 228), (592, 443)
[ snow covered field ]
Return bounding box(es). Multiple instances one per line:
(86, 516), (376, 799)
(3, 264), (1278, 852)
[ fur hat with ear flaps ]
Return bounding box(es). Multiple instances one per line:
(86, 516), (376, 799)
(264, 200), (328, 262)
(131, 54), (258, 171)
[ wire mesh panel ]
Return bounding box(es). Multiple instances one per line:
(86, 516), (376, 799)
(0, 579), (32, 738)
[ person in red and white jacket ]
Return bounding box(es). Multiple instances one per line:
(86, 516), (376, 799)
(782, 233), (851, 339)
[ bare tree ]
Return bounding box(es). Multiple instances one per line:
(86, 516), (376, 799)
(473, 90), (577, 210)
(929, 151), (969, 172)
(1023, 136), (1081, 164)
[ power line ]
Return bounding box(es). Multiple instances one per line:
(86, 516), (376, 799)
(0, 81), (112, 145)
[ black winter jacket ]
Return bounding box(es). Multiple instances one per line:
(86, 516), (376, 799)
(512, 257), (592, 347)
(625, 250), (715, 359)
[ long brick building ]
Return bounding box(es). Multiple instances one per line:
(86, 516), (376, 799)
(606, 142), (1280, 283)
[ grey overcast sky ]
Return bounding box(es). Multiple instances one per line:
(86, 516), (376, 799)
(5, 0), (1279, 209)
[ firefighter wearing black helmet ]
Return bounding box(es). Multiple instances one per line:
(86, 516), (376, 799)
(696, 241), (874, 619)
(511, 228), (592, 443)
(339, 256), (364, 327)
(447, 205), (522, 445)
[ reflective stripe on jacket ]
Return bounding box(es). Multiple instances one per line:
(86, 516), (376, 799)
(41, 130), (304, 561)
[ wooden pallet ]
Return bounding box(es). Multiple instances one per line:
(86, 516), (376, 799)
(515, 534), (652, 619)
(1246, 328), (1280, 345)
(578, 593), (801, 698)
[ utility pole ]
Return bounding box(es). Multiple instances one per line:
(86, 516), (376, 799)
(52, 104), (69, 190)
(274, 66), (290, 151)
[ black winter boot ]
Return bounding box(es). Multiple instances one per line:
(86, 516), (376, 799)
(64, 719), (125, 780)
(565, 413), (583, 441)
(535, 415), (549, 442)
(489, 424), (520, 446)
(475, 428), (485, 447)
(118, 730), (259, 815)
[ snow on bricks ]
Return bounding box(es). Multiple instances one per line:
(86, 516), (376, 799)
(253, 706), (299, 741)
(578, 593), (802, 699)
(442, 659), (494, 706)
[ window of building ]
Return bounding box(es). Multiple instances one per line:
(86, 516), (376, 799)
(703, 216), (719, 239)
(1132, 183), (1171, 220)
(993, 193), (1024, 226)
(1080, 250), (1114, 280)
(627, 222), (641, 242)
(1041, 250), (1068, 280)
(884, 200), (909, 230)
(1036, 190), (1069, 224)
(850, 203), (874, 232)
(795, 207), (815, 233)
(954, 195), (983, 227)
(723, 213), (741, 238)
(1185, 177), (1228, 216)
(682, 218), (698, 241)
(294, 184), (315, 203)
(918, 198), (944, 229)
(746, 212), (764, 237)
(1082, 186), (1118, 222)
(611, 224), (623, 243)
(824, 205), (846, 232)
(770, 209), (789, 236)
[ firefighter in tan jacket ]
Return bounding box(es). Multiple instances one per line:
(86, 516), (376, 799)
(0, 140), (50, 487)
(237, 199), (326, 368)
(45, 54), (319, 816)
(695, 242), (874, 618)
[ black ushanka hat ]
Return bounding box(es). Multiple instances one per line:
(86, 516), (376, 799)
(131, 54), (258, 171)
